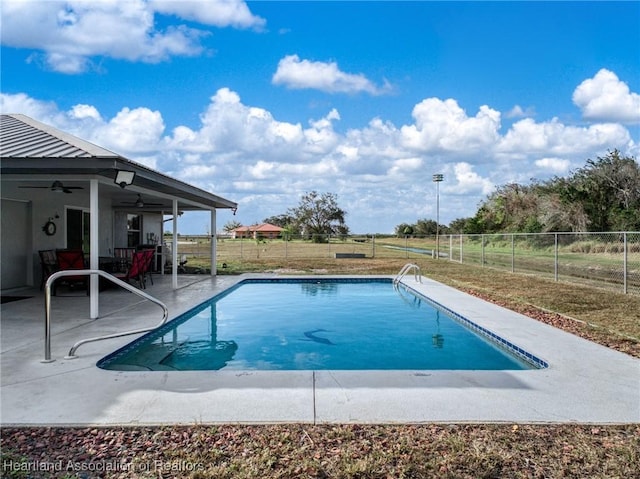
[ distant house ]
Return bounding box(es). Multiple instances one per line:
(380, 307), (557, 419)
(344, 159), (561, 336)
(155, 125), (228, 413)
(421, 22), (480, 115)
(232, 223), (284, 239)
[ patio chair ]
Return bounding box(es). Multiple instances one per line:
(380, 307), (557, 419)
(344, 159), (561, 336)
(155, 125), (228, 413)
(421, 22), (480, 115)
(113, 247), (135, 273)
(113, 250), (147, 289)
(53, 249), (88, 296)
(140, 249), (155, 286)
(39, 249), (59, 290)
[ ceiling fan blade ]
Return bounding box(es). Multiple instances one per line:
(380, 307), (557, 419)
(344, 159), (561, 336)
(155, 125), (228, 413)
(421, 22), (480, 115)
(18, 181), (83, 192)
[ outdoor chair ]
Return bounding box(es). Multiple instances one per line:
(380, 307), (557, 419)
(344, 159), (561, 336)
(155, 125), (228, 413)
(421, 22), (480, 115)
(113, 250), (147, 289)
(113, 247), (135, 273)
(140, 249), (155, 286)
(38, 249), (59, 290)
(53, 249), (88, 296)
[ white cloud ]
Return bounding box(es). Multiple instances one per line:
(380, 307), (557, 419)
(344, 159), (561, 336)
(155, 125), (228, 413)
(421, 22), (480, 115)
(0, 92), (60, 121)
(400, 98), (501, 153)
(272, 54), (389, 95)
(573, 69), (640, 124)
(96, 107), (165, 153)
(498, 117), (632, 156)
(506, 105), (535, 119)
(69, 104), (102, 121)
(534, 157), (571, 174)
(1, 82), (637, 233)
(0, 0), (262, 73)
(387, 157), (423, 177)
(150, 0), (265, 29)
(451, 163), (494, 195)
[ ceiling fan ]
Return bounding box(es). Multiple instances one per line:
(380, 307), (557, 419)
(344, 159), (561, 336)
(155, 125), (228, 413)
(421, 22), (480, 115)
(121, 194), (164, 208)
(19, 180), (84, 194)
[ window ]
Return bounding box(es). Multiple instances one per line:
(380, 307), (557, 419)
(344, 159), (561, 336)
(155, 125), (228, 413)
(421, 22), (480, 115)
(127, 214), (142, 247)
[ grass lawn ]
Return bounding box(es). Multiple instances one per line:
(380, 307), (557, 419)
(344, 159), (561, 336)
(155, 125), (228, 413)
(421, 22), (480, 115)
(2, 257), (639, 478)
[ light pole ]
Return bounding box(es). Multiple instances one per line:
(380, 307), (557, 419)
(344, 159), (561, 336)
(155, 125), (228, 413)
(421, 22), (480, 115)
(432, 173), (444, 259)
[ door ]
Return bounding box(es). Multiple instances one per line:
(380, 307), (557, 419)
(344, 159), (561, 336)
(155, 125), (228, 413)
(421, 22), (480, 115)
(1, 199), (30, 290)
(66, 208), (90, 252)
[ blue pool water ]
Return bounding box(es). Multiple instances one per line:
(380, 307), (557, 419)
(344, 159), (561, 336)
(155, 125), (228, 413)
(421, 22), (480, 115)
(99, 279), (540, 371)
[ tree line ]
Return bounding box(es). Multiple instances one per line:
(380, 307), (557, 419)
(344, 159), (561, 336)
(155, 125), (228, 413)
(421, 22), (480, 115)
(396, 150), (640, 236)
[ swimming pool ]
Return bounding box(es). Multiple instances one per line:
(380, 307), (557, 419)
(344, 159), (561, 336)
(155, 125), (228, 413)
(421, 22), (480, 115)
(99, 278), (544, 371)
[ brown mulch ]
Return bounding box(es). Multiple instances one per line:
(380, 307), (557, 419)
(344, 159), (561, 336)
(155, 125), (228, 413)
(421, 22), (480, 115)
(1, 424), (639, 479)
(460, 288), (640, 359)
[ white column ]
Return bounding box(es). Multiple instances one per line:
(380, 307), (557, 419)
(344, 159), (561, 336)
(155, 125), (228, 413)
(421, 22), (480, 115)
(172, 199), (178, 289)
(210, 209), (217, 276)
(89, 179), (99, 318)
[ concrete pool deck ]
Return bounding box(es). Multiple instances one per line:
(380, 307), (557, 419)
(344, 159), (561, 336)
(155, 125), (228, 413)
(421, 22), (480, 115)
(1, 273), (638, 425)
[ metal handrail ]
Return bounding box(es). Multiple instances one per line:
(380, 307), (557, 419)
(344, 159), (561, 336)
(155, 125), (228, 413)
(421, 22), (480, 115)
(393, 263), (423, 285)
(43, 269), (169, 362)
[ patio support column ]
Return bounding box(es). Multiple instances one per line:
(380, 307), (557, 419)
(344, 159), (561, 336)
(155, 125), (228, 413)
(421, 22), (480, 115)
(210, 209), (217, 276)
(172, 199), (178, 289)
(89, 179), (99, 318)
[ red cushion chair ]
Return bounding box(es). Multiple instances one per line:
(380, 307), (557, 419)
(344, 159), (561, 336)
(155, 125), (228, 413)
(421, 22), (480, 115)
(113, 250), (147, 289)
(54, 249), (88, 295)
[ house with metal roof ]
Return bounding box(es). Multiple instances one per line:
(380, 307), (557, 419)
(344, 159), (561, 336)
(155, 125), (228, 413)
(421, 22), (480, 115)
(0, 113), (237, 316)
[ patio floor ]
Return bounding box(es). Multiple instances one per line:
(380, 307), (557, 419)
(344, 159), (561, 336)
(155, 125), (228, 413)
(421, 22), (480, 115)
(1, 273), (638, 425)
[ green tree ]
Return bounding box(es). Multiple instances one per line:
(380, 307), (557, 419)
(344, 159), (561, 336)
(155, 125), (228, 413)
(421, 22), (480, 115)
(559, 150), (640, 231)
(414, 218), (438, 236)
(288, 191), (348, 242)
(223, 220), (242, 233)
(395, 223), (414, 237)
(263, 214), (296, 228)
(448, 218), (472, 234)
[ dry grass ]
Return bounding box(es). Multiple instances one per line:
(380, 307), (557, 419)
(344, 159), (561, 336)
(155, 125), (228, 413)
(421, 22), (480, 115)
(1, 424), (638, 479)
(2, 257), (639, 478)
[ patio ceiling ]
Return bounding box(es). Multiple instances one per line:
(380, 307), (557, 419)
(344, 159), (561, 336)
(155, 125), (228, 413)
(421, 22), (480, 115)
(0, 114), (237, 213)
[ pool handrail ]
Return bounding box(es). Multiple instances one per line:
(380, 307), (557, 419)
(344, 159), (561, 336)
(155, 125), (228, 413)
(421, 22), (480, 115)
(394, 263), (423, 285)
(43, 269), (169, 362)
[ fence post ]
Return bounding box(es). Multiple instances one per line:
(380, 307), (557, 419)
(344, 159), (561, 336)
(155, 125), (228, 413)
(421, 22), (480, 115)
(511, 234), (515, 273)
(623, 232), (628, 294)
(405, 235), (408, 259)
(285, 234), (288, 259)
(372, 234), (376, 258)
(460, 234), (463, 264)
(481, 234), (485, 267)
(554, 233), (558, 282)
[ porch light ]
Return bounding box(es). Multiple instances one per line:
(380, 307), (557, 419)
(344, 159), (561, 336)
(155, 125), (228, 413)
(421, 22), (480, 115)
(114, 170), (135, 189)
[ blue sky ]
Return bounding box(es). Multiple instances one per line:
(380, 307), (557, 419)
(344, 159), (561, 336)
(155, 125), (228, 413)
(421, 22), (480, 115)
(2, 1), (639, 234)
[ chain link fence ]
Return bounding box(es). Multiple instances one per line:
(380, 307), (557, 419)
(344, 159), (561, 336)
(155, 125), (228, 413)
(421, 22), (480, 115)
(167, 231), (640, 294)
(377, 232), (640, 295)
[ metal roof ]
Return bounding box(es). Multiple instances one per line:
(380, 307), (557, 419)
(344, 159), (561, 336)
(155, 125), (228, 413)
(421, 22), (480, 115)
(0, 114), (237, 211)
(0, 114), (119, 158)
